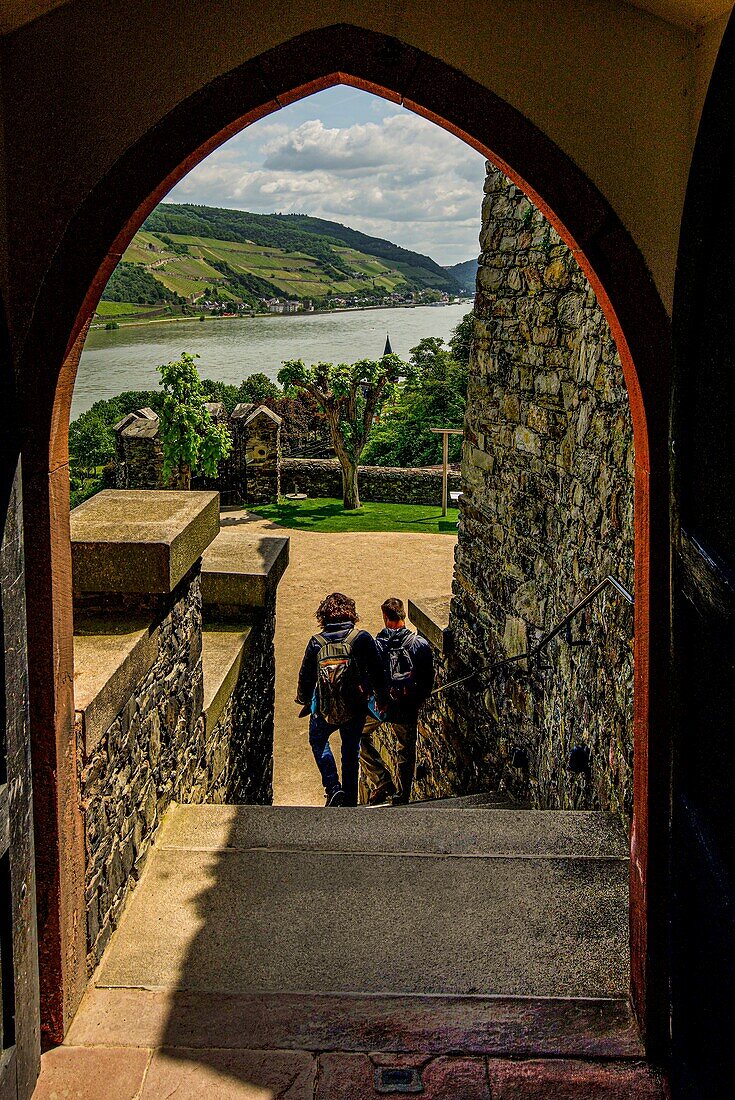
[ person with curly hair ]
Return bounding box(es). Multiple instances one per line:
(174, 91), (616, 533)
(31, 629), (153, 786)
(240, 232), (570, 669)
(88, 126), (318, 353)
(296, 592), (385, 806)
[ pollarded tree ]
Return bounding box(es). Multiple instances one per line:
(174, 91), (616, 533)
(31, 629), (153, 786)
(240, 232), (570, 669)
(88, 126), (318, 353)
(278, 355), (405, 509)
(157, 352), (232, 489)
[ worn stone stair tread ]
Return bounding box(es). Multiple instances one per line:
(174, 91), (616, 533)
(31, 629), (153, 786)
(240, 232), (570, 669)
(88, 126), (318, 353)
(68, 986), (643, 1059)
(96, 803), (629, 1005)
(158, 803), (629, 859)
(402, 791), (517, 810)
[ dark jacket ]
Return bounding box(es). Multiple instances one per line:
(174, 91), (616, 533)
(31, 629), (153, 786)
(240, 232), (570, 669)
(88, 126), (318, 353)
(375, 626), (435, 721)
(296, 619), (385, 716)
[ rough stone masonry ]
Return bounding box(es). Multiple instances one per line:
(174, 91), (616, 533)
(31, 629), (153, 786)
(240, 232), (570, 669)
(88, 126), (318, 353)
(71, 492), (284, 969)
(415, 164), (634, 821)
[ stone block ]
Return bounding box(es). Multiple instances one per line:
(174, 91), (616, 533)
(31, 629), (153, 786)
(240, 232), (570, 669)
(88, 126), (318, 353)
(33, 1047), (151, 1100)
(201, 625), (253, 733)
(141, 1049), (315, 1099)
(74, 617), (160, 754)
(408, 595), (452, 654)
(71, 489), (220, 595)
(202, 531), (289, 612)
(316, 1054), (490, 1098)
(485, 1059), (668, 1098)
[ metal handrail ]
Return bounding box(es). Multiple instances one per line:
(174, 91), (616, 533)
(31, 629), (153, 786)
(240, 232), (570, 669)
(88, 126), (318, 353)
(431, 574), (633, 696)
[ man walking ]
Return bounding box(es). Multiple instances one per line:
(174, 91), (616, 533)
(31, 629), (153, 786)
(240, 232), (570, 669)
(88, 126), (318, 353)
(360, 598), (435, 805)
(296, 592), (384, 807)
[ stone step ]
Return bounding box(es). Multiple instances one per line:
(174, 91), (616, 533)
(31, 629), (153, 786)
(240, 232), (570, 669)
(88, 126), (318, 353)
(405, 790), (517, 809)
(66, 987), (644, 1061)
(157, 802), (629, 859)
(97, 803), (629, 1009)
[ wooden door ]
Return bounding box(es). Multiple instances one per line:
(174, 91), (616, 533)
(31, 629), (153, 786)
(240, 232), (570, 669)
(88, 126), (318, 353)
(0, 314), (40, 1098)
(671, 9), (735, 1095)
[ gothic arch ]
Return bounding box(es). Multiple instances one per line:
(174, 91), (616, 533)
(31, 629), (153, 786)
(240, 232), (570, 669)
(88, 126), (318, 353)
(16, 24), (671, 1050)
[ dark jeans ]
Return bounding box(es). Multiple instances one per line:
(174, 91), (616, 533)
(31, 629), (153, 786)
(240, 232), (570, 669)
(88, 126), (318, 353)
(309, 711), (365, 805)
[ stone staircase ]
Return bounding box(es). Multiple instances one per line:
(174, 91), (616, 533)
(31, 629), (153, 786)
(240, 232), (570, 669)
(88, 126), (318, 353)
(90, 800), (633, 1047)
(43, 802), (671, 1096)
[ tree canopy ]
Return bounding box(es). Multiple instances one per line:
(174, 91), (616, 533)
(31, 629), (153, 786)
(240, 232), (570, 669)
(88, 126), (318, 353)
(278, 354), (405, 508)
(361, 316), (471, 468)
(157, 352), (232, 488)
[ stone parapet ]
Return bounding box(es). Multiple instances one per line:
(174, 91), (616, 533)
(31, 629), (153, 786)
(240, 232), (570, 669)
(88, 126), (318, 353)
(74, 617), (160, 754)
(77, 571), (205, 968)
(408, 595), (452, 654)
(71, 489), (287, 969)
(202, 625), (252, 734)
(70, 490), (220, 595)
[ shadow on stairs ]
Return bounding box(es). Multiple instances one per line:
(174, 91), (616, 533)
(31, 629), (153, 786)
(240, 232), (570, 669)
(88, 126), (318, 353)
(34, 803), (668, 1098)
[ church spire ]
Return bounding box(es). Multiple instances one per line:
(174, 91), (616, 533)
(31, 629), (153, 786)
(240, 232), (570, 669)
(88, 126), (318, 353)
(383, 334), (393, 356)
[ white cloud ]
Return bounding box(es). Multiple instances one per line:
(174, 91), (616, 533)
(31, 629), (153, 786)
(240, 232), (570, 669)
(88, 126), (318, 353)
(168, 102), (486, 264)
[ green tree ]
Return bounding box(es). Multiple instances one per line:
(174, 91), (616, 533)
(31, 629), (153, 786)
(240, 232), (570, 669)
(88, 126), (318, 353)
(157, 352), (232, 489)
(237, 373), (282, 405)
(361, 335), (468, 467)
(448, 309), (474, 366)
(278, 355), (404, 509)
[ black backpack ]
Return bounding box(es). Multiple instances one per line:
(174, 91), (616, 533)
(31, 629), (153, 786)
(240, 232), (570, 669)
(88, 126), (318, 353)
(385, 634), (416, 702)
(315, 626), (361, 725)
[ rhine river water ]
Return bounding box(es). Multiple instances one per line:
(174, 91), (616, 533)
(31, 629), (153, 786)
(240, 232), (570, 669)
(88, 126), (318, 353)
(72, 303), (470, 419)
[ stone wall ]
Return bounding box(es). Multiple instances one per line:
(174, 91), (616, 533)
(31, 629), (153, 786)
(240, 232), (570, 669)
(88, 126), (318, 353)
(219, 594), (277, 804)
(281, 458), (461, 506)
(72, 492), (287, 970)
(234, 405), (281, 505)
(407, 165), (635, 821)
(116, 404), (282, 505)
(79, 570), (207, 967)
(115, 413), (163, 490)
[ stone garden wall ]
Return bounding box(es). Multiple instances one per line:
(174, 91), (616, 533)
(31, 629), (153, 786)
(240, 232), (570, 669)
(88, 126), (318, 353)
(281, 458), (461, 506)
(116, 403), (282, 505)
(115, 415), (163, 490)
(402, 165), (635, 821)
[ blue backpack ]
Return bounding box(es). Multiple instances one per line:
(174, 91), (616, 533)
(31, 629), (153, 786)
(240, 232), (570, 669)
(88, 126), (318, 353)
(385, 634), (416, 701)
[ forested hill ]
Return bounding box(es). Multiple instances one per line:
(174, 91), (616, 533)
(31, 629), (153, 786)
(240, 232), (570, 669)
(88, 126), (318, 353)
(98, 203), (469, 317)
(444, 258), (477, 294)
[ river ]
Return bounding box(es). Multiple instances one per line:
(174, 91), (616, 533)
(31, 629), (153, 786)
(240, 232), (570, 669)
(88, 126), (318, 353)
(72, 303), (471, 419)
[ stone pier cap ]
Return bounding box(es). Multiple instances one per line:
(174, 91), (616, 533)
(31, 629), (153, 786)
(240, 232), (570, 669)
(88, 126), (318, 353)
(202, 526), (289, 612)
(71, 489), (220, 595)
(408, 595), (452, 654)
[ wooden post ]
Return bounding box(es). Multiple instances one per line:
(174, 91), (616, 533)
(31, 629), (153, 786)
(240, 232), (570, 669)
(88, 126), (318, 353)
(441, 430), (449, 515)
(430, 428), (463, 516)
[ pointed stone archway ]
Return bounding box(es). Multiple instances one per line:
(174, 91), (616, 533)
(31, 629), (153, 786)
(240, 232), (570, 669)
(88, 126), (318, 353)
(16, 25), (671, 1054)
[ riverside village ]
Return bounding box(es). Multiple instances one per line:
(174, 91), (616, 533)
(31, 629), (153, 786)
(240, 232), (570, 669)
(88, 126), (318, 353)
(2, 6), (735, 1099)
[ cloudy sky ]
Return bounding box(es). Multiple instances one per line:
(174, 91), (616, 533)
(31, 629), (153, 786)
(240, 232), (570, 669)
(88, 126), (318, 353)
(167, 86), (486, 266)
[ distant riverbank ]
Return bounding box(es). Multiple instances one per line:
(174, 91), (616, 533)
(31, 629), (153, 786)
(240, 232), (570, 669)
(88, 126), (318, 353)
(73, 303), (470, 419)
(90, 299), (470, 332)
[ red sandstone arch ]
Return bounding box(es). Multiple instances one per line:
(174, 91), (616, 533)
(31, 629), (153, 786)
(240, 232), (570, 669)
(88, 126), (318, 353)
(17, 24), (671, 1053)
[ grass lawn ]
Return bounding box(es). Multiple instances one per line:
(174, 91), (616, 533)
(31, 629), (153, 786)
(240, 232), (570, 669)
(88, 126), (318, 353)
(249, 497), (459, 534)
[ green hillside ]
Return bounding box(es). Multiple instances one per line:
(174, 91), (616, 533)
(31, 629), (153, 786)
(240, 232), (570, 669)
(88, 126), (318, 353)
(444, 258), (477, 294)
(98, 203), (463, 319)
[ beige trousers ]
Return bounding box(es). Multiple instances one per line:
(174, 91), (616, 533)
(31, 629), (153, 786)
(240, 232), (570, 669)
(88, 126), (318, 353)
(360, 714), (417, 804)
